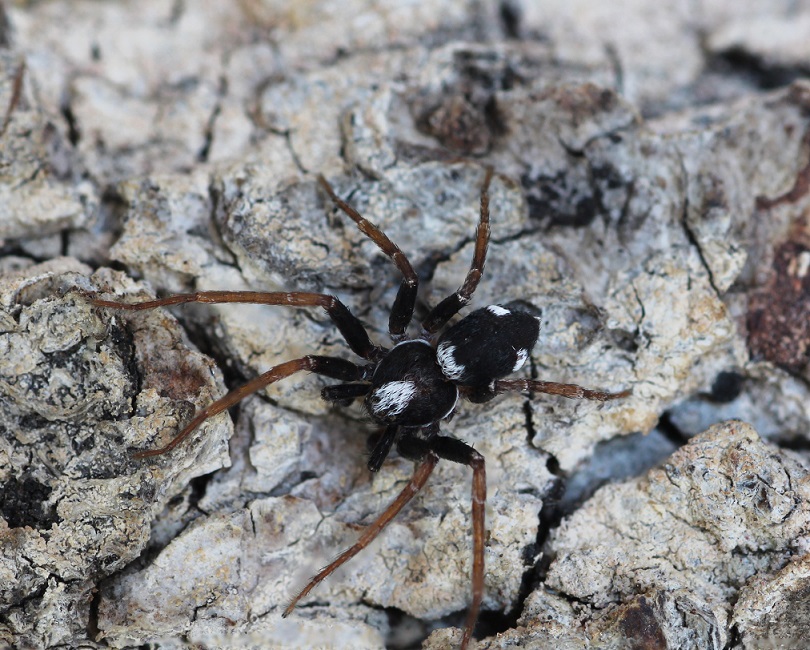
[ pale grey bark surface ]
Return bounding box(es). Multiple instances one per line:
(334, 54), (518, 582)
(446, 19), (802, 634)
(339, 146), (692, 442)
(1, 1), (810, 649)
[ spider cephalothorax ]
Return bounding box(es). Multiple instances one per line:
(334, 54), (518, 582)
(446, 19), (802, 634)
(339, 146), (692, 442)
(90, 167), (628, 649)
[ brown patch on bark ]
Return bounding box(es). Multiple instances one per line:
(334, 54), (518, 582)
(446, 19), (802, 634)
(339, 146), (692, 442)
(747, 235), (810, 373)
(618, 596), (668, 650)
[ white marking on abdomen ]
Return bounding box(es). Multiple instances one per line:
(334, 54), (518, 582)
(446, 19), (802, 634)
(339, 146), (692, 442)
(437, 343), (466, 380)
(512, 348), (528, 372)
(487, 305), (510, 317)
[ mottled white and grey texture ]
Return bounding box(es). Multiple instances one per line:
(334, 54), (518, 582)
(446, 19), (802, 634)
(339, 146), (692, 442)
(426, 421), (810, 649)
(2, 1), (810, 649)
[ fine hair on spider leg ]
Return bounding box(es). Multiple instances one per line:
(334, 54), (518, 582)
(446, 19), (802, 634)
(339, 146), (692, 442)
(88, 167), (629, 650)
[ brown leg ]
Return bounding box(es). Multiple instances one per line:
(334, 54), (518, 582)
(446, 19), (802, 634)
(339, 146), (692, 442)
(425, 436), (486, 650)
(461, 451), (486, 650)
(422, 167), (493, 335)
(318, 175), (419, 341)
(494, 379), (631, 401)
(283, 452), (438, 616)
(88, 290), (383, 361)
(133, 355), (361, 458)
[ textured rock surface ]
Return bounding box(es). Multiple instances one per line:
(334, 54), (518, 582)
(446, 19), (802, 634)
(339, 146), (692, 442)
(0, 259), (229, 648)
(425, 421), (810, 649)
(2, 1), (810, 649)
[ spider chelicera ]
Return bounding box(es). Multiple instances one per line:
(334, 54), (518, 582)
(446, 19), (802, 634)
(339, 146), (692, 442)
(90, 167), (629, 649)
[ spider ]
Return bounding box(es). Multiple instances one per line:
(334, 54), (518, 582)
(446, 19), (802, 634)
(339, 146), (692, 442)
(89, 167), (629, 649)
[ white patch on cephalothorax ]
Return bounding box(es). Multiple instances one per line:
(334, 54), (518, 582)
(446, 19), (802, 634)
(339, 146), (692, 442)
(487, 304), (510, 317)
(437, 343), (466, 380)
(512, 348), (528, 372)
(370, 380), (417, 417)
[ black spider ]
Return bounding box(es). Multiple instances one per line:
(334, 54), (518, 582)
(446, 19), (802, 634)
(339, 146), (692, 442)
(90, 167), (629, 649)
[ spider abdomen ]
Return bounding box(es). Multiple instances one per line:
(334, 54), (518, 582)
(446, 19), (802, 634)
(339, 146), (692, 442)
(436, 304), (540, 386)
(366, 340), (458, 426)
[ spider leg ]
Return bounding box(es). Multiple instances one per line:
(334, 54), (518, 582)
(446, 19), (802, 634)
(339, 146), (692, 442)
(425, 435), (486, 650)
(283, 450), (438, 617)
(320, 382), (370, 405)
(133, 355), (362, 458)
(89, 290), (383, 361)
(366, 424), (399, 472)
(422, 167), (493, 335)
(318, 175), (418, 342)
(493, 378), (631, 401)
